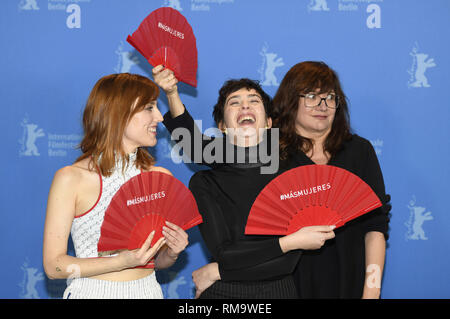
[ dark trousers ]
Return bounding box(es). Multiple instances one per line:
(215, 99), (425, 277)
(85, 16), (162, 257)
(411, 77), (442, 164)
(199, 275), (298, 299)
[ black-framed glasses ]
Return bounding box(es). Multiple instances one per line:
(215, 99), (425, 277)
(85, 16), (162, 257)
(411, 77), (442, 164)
(299, 93), (339, 109)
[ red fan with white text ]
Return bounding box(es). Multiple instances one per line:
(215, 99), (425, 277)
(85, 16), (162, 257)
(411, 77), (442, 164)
(245, 165), (382, 235)
(127, 7), (198, 87)
(97, 171), (202, 268)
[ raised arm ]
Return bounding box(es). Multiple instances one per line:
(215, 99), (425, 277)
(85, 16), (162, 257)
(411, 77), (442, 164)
(152, 65), (184, 118)
(153, 65), (224, 167)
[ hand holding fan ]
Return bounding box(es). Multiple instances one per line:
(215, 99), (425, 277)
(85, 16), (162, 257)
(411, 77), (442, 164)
(127, 7), (198, 87)
(245, 165), (382, 235)
(97, 171), (203, 268)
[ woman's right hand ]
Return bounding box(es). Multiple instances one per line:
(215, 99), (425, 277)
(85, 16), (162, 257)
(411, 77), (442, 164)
(279, 225), (336, 252)
(192, 262), (220, 299)
(117, 231), (166, 269)
(152, 65), (178, 96)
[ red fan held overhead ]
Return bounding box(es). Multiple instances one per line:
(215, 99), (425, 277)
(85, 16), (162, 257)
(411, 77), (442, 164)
(245, 165), (382, 235)
(97, 171), (202, 268)
(127, 7), (198, 87)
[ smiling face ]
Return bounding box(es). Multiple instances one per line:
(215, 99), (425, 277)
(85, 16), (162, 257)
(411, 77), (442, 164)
(218, 88), (272, 146)
(122, 99), (163, 153)
(295, 89), (336, 139)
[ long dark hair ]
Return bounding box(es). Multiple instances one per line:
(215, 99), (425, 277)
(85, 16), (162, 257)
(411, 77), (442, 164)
(272, 61), (352, 160)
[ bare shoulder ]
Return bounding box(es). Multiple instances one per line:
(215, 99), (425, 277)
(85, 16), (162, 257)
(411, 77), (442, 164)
(52, 158), (97, 189)
(147, 166), (173, 176)
(52, 165), (82, 187)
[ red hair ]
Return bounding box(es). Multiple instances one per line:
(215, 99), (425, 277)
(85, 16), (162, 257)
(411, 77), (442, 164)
(76, 73), (159, 176)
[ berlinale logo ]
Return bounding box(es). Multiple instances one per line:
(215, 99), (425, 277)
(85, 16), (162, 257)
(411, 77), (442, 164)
(408, 42), (436, 88)
(258, 43), (284, 87)
(405, 195), (433, 241)
(18, 0), (39, 11)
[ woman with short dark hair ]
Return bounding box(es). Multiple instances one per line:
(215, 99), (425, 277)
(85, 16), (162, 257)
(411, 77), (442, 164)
(154, 65), (335, 299)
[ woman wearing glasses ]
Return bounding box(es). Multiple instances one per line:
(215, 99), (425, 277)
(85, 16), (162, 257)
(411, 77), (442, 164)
(156, 60), (390, 299)
(271, 61), (391, 298)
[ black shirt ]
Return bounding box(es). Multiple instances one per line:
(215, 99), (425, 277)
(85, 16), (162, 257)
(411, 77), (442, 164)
(188, 155), (301, 281)
(163, 108), (301, 281)
(163, 107), (391, 296)
(285, 135), (391, 298)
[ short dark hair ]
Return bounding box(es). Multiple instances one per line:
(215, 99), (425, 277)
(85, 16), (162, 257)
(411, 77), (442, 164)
(212, 78), (272, 126)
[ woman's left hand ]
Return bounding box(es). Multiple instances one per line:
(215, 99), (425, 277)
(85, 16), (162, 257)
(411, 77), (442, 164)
(162, 221), (189, 259)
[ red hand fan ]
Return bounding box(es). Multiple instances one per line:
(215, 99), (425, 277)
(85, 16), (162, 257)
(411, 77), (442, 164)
(127, 7), (198, 87)
(245, 165), (382, 235)
(97, 171), (203, 268)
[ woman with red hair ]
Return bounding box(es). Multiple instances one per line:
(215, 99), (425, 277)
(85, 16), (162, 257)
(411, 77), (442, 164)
(43, 73), (188, 299)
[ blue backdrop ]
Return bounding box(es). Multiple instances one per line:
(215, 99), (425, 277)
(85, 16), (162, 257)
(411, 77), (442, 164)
(1, 0), (449, 299)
